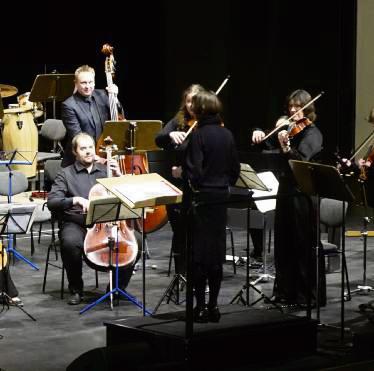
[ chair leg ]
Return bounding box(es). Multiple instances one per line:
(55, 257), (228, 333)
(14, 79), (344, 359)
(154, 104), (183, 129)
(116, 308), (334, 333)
(167, 244), (173, 277)
(227, 227), (236, 274)
(38, 222), (43, 244)
(42, 243), (51, 293)
(61, 263), (65, 300)
(30, 228), (35, 256)
(342, 252), (351, 300)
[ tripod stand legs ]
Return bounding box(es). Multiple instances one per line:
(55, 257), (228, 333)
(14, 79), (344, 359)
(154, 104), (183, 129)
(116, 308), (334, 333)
(153, 274), (186, 314)
(0, 292), (36, 321)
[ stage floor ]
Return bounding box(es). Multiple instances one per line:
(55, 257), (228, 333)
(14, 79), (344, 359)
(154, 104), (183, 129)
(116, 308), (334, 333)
(1, 214), (374, 370)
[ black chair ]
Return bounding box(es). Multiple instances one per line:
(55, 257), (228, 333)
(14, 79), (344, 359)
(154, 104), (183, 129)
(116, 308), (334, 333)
(42, 159), (99, 299)
(319, 197), (351, 299)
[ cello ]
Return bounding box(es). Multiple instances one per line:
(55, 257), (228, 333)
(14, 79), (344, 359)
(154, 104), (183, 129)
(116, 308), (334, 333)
(83, 137), (138, 271)
(98, 43), (168, 233)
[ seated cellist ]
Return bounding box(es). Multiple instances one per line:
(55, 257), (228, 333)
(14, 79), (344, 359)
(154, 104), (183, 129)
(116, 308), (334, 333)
(47, 133), (139, 305)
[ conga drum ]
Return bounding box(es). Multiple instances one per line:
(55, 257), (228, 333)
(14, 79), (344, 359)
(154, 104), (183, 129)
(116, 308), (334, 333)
(2, 107), (38, 178)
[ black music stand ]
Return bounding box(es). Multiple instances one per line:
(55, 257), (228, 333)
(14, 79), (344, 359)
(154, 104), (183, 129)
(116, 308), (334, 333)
(79, 195), (149, 314)
(289, 160), (355, 340)
(29, 74), (75, 119)
(0, 203), (37, 321)
(229, 164), (282, 310)
(344, 176), (374, 297)
(101, 120), (162, 154)
(0, 151), (38, 270)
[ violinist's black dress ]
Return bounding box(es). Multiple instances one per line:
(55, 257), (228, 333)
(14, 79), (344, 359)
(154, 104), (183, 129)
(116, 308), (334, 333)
(272, 124), (326, 306)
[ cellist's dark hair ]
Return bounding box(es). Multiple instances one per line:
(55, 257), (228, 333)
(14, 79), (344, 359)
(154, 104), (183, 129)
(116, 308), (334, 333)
(285, 89), (317, 122)
(191, 90), (222, 119)
(72, 132), (95, 154)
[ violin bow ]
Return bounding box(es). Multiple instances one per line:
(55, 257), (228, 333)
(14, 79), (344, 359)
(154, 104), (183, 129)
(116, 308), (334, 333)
(261, 91), (324, 142)
(349, 127), (374, 162)
(184, 75), (231, 138)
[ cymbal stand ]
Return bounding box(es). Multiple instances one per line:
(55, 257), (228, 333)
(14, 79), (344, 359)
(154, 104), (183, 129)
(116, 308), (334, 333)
(350, 182), (374, 296)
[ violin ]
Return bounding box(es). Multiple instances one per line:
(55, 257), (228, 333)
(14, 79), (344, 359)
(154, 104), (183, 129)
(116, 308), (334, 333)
(260, 91), (324, 142)
(83, 138), (138, 271)
(359, 146), (374, 182)
(288, 117), (312, 138)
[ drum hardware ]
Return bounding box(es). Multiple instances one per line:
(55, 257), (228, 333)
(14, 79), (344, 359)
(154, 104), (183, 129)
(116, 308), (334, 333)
(0, 84), (18, 98)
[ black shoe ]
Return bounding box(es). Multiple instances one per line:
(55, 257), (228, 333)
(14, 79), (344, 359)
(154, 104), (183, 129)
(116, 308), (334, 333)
(68, 293), (82, 305)
(208, 306), (221, 323)
(193, 306), (209, 323)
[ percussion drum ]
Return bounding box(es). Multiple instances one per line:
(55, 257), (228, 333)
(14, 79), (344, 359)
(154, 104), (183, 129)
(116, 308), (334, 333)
(2, 107), (38, 178)
(17, 92), (44, 119)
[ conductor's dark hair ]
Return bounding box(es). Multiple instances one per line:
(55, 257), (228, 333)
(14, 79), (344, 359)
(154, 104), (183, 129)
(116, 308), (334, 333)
(191, 90), (222, 119)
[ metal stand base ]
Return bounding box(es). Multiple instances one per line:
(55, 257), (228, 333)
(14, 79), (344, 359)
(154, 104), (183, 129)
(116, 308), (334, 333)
(153, 273), (186, 314)
(0, 292), (36, 321)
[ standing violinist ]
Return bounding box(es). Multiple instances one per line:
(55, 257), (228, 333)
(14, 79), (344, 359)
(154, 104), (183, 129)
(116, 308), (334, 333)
(252, 89), (325, 308)
(61, 65), (121, 167)
(155, 84), (205, 276)
(47, 133), (138, 305)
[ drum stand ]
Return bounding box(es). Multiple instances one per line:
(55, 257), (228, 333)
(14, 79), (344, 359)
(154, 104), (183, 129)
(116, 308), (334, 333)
(350, 183), (374, 296)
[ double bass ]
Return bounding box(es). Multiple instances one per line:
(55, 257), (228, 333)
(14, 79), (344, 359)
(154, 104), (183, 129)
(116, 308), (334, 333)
(98, 43), (168, 233)
(83, 139), (138, 271)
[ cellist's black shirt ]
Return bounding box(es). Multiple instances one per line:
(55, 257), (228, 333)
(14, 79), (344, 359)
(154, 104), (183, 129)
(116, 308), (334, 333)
(47, 161), (107, 226)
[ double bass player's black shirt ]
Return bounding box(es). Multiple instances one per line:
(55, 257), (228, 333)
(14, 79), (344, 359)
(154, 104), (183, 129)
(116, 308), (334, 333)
(47, 161), (107, 227)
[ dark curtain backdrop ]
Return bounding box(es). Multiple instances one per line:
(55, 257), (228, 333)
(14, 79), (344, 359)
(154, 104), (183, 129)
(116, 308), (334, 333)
(1, 0), (356, 158)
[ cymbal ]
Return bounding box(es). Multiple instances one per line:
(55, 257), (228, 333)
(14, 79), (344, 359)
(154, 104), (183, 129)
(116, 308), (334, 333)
(0, 84), (18, 98)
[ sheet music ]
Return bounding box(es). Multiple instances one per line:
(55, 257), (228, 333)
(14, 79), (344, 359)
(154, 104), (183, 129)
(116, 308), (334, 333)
(114, 180), (180, 204)
(252, 172), (279, 213)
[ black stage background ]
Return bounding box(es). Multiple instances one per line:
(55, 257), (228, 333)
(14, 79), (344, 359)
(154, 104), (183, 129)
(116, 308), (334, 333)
(1, 0), (356, 155)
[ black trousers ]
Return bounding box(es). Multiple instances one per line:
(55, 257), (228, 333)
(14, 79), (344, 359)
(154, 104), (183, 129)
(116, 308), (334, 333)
(60, 222), (137, 295)
(0, 266), (18, 298)
(166, 203), (187, 275)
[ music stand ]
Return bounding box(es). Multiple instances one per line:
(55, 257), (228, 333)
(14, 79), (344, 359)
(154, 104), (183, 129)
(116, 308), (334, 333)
(289, 160), (355, 340)
(101, 120), (162, 153)
(29, 74), (75, 119)
(0, 203), (37, 321)
(0, 151), (38, 270)
(229, 164), (282, 310)
(97, 173), (183, 316)
(79, 195), (148, 314)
